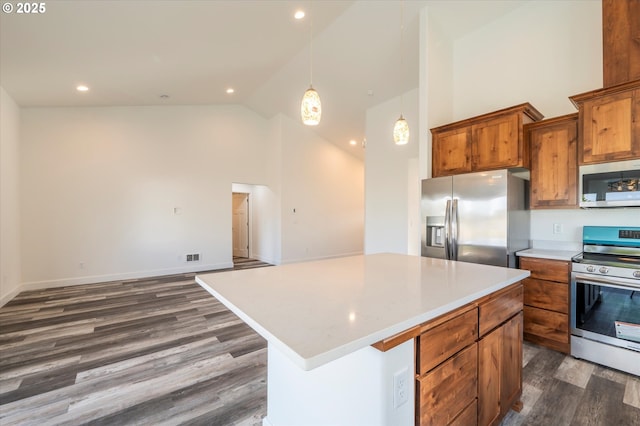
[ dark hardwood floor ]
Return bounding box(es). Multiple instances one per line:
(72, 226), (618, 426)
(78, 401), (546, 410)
(502, 342), (640, 426)
(1, 258), (639, 425)
(0, 259), (271, 426)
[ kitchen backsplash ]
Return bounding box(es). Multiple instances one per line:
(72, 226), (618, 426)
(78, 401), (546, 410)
(530, 208), (640, 251)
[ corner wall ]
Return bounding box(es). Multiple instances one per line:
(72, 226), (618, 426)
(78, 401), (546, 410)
(279, 114), (364, 263)
(0, 87), (21, 304)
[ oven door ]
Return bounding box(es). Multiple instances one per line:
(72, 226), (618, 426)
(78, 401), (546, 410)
(571, 272), (640, 352)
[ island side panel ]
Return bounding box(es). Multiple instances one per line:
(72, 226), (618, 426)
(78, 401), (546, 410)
(264, 340), (415, 426)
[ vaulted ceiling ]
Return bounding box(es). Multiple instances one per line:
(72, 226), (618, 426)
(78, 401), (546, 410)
(0, 1), (526, 159)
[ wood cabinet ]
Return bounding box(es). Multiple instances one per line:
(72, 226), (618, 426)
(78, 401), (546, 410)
(416, 305), (478, 425)
(414, 282), (523, 426)
(477, 284), (524, 426)
(431, 127), (473, 176)
(519, 256), (570, 354)
(603, 0), (640, 88)
(525, 113), (579, 209)
(569, 80), (640, 165)
(431, 103), (543, 177)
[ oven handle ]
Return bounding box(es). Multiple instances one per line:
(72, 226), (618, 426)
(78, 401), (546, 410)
(573, 273), (640, 290)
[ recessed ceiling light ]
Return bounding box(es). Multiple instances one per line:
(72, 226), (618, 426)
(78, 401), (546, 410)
(294, 10), (305, 19)
(349, 140), (357, 146)
(226, 88), (235, 94)
(160, 94), (169, 99)
(76, 85), (89, 92)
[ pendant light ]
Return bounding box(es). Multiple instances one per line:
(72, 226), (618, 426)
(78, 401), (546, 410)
(301, 2), (321, 126)
(393, 0), (409, 145)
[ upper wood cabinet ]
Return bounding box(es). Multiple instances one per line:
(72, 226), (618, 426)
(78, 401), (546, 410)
(431, 103), (543, 177)
(525, 113), (579, 209)
(432, 127), (473, 177)
(603, 0), (640, 87)
(570, 79), (640, 165)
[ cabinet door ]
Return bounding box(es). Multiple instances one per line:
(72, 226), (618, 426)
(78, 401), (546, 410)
(580, 88), (640, 164)
(432, 127), (472, 177)
(478, 326), (501, 426)
(472, 114), (521, 171)
(528, 116), (578, 208)
(500, 312), (523, 420)
(478, 312), (523, 426)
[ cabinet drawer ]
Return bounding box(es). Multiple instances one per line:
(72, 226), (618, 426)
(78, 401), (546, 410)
(519, 257), (569, 282)
(417, 343), (478, 426)
(523, 278), (568, 313)
(478, 283), (523, 338)
(418, 307), (478, 375)
(450, 399), (477, 426)
(523, 306), (569, 353)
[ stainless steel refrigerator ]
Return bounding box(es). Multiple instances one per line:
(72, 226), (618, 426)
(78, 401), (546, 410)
(421, 169), (530, 268)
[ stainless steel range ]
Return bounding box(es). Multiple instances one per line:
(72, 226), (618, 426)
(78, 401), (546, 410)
(571, 226), (640, 376)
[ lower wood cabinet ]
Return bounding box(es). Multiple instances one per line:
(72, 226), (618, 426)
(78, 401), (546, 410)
(416, 305), (478, 425)
(417, 344), (478, 425)
(478, 312), (523, 426)
(415, 282), (524, 426)
(519, 257), (570, 353)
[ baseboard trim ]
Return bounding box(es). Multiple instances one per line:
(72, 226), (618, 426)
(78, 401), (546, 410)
(280, 251), (363, 265)
(0, 286), (22, 308)
(3, 262), (234, 306)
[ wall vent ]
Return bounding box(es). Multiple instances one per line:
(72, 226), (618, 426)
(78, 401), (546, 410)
(186, 253), (201, 262)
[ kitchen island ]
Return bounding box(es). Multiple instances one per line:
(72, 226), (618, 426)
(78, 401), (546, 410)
(196, 253), (530, 426)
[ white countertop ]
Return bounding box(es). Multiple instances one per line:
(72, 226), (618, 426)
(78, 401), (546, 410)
(196, 253), (529, 370)
(516, 248), (580, 261)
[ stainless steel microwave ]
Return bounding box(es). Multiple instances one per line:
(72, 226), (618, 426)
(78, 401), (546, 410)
(579, 159), (640, 208)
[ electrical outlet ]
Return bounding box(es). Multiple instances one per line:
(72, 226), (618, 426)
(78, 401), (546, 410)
(553, 223), (563, 234)
(393, 367), (409, 408)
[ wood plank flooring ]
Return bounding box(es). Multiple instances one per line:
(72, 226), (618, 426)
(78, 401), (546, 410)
(0, 259), (271, 426)
(2, 257), (639, 425)
(501, 342), (640, 426)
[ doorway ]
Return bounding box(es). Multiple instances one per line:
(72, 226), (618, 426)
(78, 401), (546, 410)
(232, 192), (249, 258)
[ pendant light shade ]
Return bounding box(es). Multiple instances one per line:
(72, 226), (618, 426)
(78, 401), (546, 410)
(301, 2), (321, 126)
(393, 0), (409, 145)
(301, 85), (321, 126)
(393, 115), (409, 145)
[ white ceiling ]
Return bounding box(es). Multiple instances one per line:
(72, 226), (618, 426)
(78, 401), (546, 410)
(0, 0), (526, 159)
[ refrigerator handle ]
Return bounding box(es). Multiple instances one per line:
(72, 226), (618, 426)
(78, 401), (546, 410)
(451, 199), (459, 260)
(444, 199), (452, 260)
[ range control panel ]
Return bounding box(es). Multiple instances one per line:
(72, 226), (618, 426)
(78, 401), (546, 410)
(619, 229), (640, 240)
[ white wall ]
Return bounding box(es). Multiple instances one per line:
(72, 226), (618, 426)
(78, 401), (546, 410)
(421, 5), (454, 172)
(452, 0), (602, 121)
(19, 105), (364, 289)
(279, 114), (364, 263)
(365, 89), (419, 255)
(0, 87), (21, 304)
(439, 0), (637, 247)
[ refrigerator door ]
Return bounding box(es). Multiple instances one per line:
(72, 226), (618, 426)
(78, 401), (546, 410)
(421, 176), (453, 259)
(452, 170), (509, 266)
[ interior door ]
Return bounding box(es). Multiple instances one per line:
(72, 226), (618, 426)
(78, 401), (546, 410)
(232, 193), (249, 258)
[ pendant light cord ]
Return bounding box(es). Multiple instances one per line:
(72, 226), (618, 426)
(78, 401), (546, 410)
(400, 0), (404, 115)
(309, 1), (314, 86)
